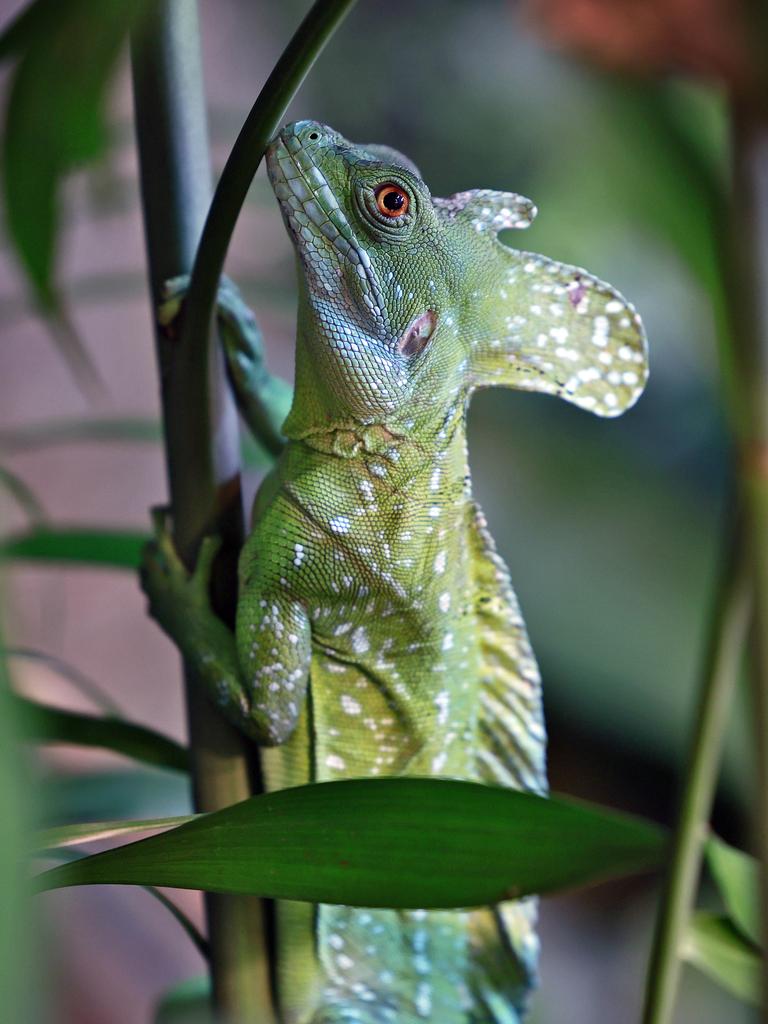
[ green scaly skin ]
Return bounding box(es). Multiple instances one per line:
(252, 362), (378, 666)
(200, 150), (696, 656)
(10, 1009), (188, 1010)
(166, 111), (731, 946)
(143, 120), (648, 1024)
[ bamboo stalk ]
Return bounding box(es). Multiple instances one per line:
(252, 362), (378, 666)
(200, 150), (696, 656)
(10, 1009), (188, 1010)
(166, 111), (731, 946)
(129, 4), (272, 1019)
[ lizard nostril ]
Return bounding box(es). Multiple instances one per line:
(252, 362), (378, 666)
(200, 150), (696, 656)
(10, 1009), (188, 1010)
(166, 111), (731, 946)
(308, 132), (319, 140)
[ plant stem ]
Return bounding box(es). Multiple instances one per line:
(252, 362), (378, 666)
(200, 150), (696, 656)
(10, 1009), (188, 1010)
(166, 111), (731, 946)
(130, 4), (273, 1020)
(178, 0), (357, 466)
(731, 103), (768, 1020)
(641, 523), (751, 1024)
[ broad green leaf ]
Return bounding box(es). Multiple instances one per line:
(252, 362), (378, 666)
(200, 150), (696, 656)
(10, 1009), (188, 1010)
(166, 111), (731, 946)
(0, 0), (152, 306)
(13, 694), (189, 773)
(684, 911), (761, 1006)
(706, 835), (761, 948)
(154, 976), (213, 1024)
(36, 814), (195, 851)
(0, 527), (146, 567)
(36, 779), (665, 906)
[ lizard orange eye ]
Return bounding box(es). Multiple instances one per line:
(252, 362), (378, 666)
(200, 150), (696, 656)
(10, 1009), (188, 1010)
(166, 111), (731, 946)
(375, 184), (409, 218)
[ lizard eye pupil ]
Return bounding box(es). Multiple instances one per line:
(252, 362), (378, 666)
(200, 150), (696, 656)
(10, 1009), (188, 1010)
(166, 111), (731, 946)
(375, 184), (409, 217)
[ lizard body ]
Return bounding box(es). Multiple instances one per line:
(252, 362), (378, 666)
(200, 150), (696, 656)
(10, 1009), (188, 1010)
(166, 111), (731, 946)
(144, 120), (647, 1024)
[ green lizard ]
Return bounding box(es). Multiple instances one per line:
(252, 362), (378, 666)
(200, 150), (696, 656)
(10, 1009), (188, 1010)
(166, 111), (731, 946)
(143, 120), (648, 1024)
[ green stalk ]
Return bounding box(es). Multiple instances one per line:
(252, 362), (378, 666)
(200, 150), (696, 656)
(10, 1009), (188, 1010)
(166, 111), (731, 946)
(130, 4), (272, 1020)
(730, 103), (768, 1020)
(641, 524), (751, 1024)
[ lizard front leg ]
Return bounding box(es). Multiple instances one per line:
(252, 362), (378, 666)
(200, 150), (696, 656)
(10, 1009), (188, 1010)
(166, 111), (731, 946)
(159, 275), (292, 455)
(141, 510), (310, 745)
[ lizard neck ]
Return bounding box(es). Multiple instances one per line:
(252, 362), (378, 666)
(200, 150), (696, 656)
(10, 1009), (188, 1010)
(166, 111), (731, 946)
(282, 398), (470, 505)
(282, 286), (467, 469)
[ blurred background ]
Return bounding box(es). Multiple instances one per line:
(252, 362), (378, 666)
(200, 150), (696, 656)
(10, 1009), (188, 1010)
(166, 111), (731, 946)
(0, 0), (756, 1020)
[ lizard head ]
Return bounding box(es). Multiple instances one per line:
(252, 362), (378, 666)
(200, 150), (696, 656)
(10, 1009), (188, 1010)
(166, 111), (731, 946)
(267, 120), (647, 435)
(266, 119), (473, 429)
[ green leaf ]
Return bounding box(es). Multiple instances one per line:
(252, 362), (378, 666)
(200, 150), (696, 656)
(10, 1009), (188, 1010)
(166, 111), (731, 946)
(13, 694), (189, 773)
(684, 911), (761, 1006)
(0, 0), (152, 306)
(0, 414), (275, 470)
(0, 527), (146, 568)
(0, 0), (65, 61)
(0, 417), (162, 453)
(35, 814), (195, 851)
(154, 976), (213, 1024)
(706, 834), (761, 948)
(35, 779), (665, 906)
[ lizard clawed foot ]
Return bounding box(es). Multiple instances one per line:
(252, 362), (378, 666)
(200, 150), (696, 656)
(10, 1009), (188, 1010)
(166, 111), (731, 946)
(140, 506), (222, 639)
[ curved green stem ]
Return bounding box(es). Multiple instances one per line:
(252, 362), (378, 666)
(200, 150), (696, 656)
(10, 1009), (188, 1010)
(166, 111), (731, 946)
(175, 0), (357, 496)
(641, 524), (751, 1023)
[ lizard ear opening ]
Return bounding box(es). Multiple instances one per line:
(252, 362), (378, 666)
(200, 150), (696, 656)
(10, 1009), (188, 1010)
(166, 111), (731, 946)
(397, 310), (437, 357)
(434, 189), (537, 234)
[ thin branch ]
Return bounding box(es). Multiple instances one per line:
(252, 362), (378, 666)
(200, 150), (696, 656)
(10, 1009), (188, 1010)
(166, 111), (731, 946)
(641, 525), (751, 1023)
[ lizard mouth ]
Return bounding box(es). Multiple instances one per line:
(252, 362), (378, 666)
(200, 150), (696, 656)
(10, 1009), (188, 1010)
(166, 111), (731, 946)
(266, 121), (387, 327)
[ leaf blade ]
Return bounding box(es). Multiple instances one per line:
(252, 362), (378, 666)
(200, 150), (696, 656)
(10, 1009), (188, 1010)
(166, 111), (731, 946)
(35, 814), (197, 851)
(13, 694), (189, 773)
(684, 911), (761, 1006)
(1, 0), (151, 304)
(35, 779), (665, 907)
(0, 527), (147, 568)
(706, 834), (761, 947)
(0, 417), (162, 453)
